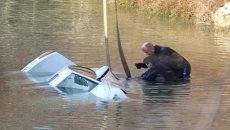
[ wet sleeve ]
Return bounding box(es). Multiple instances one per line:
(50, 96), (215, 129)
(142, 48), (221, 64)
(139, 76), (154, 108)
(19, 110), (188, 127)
(141, 67), (160, 80)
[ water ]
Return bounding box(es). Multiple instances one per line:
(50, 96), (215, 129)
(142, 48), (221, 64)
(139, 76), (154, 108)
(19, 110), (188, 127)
(1, 0), (230, 130)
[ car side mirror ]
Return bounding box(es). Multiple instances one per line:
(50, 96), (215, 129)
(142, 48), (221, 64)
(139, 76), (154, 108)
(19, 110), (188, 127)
(96, 66), (109, 81)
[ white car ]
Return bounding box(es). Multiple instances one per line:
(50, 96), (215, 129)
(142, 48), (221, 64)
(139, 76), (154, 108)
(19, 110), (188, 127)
(21, 50), (128, 100)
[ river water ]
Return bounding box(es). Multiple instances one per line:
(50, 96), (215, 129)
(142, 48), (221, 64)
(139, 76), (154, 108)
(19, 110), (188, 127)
(1, 0), (230, 130)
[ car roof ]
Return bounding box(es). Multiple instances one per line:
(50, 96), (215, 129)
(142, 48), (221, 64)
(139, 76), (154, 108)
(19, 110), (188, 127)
(68, 65), (97, 80)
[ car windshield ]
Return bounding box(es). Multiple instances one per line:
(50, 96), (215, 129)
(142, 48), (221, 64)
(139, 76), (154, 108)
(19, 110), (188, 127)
(68, 65), (97, 79)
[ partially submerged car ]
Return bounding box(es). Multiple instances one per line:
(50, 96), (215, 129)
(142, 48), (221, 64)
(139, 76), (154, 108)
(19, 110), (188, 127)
(21, 50), (127, 100)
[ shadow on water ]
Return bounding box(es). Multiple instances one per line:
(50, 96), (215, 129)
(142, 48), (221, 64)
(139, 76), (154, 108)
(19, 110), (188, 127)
(124, 76), (191, 104)
(141, 80), (190, 104)
(121, 77), (193, 129)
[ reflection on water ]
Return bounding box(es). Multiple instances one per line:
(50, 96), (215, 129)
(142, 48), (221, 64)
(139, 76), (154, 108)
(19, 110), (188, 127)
(1, 0), (230, 130)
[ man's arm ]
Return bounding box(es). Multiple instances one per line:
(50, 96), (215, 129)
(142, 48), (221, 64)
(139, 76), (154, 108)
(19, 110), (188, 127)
(141, 67), (158, 80)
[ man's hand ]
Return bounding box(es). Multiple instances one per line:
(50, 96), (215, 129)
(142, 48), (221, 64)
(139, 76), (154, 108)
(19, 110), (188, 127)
(135, 63), (147, 69)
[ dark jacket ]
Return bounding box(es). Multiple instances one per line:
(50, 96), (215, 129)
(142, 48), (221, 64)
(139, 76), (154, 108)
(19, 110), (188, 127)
(154, 45), (191, 78)
(141, 63), (176, 81)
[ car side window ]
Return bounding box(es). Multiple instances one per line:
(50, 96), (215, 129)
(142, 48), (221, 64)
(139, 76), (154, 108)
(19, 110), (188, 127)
(57, 73), (98, 94)
(74, 75), (88, 86)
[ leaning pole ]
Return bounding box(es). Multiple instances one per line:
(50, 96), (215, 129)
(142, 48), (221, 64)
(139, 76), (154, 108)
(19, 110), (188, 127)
(103, 0), (118, 79)
(103, 0), (131, 79)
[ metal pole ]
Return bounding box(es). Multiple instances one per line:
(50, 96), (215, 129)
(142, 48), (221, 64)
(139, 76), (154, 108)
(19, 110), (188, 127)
(103, 0), (119, 79)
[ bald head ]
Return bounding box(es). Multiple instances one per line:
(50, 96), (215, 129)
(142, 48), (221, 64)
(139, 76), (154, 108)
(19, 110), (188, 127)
(141, 42), (155, 55)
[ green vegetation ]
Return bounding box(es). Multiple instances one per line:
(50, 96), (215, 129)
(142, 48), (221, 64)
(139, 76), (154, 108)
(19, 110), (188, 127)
(117, 0), (228, 23)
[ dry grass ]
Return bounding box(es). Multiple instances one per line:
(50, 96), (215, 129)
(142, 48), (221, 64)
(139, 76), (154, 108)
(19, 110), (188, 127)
(117, 0), (227, 23)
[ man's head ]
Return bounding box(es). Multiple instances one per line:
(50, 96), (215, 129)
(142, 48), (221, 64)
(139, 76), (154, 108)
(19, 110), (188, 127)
(141, 42), (155, 55)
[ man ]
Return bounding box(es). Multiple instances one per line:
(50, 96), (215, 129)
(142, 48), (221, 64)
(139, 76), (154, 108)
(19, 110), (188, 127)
(136, 42), (191, 81)
(141, 55), (176, 81)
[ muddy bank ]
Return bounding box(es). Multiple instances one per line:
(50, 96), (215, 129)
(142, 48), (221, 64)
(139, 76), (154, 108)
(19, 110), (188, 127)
(117, 0), (229, 25)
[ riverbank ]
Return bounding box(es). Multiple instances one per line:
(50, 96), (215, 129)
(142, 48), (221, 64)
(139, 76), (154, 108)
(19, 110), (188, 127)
(117, 0), (228, 24)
